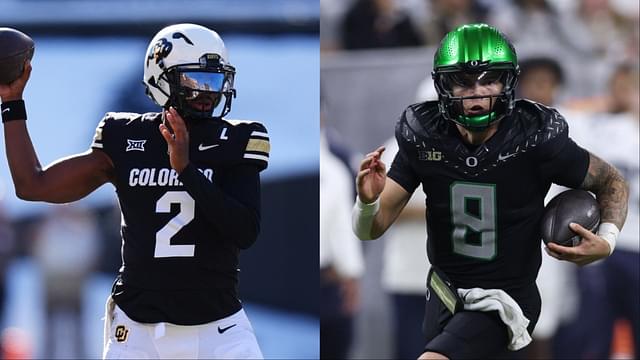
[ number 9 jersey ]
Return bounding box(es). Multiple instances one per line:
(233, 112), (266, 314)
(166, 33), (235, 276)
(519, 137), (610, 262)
(388, 100), (589, 326)
(91, 112), (269, 325)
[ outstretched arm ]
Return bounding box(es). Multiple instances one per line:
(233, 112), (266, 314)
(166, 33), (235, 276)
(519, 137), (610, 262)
(353, 146), (412, 240)
(547, 152), (629, 265)
(1, 62), (114, 203)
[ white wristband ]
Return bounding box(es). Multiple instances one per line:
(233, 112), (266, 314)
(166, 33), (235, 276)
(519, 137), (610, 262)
(596, 222), (619, 255)
(352, 197), (380, 240)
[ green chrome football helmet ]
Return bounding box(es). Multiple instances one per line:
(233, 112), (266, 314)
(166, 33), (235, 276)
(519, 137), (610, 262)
(431, 23), (520, 131)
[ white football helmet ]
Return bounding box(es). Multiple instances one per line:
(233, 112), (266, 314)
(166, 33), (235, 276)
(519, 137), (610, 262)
(143, 23), (236, 119)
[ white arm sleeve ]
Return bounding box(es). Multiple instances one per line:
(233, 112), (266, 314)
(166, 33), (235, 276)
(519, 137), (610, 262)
(352, 197), (380, 240)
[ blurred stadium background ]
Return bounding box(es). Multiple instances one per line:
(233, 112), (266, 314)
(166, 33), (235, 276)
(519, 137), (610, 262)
(0, 0), (319, 359)
(321, 0), (638, 359)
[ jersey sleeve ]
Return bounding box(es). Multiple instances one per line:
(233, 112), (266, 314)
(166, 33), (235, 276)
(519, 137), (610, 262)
(387, 117), (421, 193)
(536, 112), (590, 188)
(178, 163), (261, 249)
(241, 122), (270, 171)
(90, 113), (122, 163)
(90, 114), (109, 151)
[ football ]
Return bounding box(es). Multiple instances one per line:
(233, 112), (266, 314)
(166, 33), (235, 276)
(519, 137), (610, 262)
(0, 28), (35, 85)
(540, 189), (600, 247)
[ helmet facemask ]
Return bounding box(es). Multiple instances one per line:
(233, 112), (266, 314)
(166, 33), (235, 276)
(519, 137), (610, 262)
(431, 23), (520, 131)
(153, 54), (236, 121)
(433, 67), (518, 131)
(143, 24), (236, 122)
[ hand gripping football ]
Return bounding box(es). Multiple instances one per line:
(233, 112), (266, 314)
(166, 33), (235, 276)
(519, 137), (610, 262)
(540, 189), (600, 247)
(0, 28), (35, 85)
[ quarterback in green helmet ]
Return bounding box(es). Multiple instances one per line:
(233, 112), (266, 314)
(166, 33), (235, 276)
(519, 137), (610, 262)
(432, 23), (519, 132)
(352, 23), (629, 359)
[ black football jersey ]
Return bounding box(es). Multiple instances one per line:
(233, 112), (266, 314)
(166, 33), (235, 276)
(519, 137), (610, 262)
(91, 112), (269, 324)
(388, 100), (589, 306)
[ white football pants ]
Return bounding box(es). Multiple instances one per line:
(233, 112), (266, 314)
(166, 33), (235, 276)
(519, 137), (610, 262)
(103, 296), (263, 359)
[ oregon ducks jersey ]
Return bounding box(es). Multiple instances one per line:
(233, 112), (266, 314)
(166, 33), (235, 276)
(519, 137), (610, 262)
(388, 100), (589, 314)
(91, 112), (269, 324)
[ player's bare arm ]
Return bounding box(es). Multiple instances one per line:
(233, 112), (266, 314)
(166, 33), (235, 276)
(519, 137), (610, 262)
(547, 152), (629, 265)
(354, 146), (412, 239)
(579, 152), (629, 229)
(1, 62), (115, 203)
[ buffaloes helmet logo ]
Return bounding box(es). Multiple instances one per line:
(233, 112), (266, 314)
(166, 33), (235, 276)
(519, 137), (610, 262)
(146, 38), (172, 69)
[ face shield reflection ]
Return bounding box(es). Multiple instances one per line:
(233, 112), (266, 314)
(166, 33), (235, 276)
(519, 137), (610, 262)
(178, 72), (227, 99)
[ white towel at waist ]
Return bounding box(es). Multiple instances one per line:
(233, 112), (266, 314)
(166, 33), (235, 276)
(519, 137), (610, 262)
(457, 288), (532, 351)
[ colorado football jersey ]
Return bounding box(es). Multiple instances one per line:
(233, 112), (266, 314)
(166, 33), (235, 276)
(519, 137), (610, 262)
(388, 100), (589, 318)
(91, 112), (269, 324)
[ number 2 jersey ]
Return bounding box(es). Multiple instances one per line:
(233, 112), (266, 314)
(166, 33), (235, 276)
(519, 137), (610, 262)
(388, 100), (589, 323)
(91, 112), (269, 325)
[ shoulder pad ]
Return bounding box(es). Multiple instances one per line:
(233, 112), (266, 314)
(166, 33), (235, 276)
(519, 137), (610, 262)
(91, 112), (157, 150)
(395, 100), (445, 148)
(222, 119), (263, 126)
(512, 99), (568, 143)
(223, 119), (270, 171)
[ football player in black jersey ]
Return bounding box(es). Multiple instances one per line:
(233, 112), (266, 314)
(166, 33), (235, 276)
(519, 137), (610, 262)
(0, 24), (269, 359)
(352, 24), (629, 359)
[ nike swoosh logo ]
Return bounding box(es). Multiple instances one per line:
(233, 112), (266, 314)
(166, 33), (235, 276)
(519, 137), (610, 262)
(218, 324), (237, 334)
(1, 108), (9, 114)
(198, 143), (219, 151)
(498, 152), (517, 161)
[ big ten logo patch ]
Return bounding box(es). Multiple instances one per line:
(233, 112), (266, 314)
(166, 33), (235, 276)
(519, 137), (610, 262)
(418, 150), (443, 161)
(115, 325), (129, 342)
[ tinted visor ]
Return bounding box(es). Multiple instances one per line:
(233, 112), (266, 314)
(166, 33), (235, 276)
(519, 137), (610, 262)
(446, 70), (505, 89)
(178, 71), (227, 93)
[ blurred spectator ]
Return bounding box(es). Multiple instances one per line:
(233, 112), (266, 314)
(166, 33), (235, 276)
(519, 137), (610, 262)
(487, 0), (594, 56)
(516, 54), (584, 360)
(516, 56), (565, 106)
(321, 0), (357, 51)
(320, 131), (365, 359)
(0, 193), (16, 358)
(31, 205), (100, 359)
(379, 138), (429, 359)
(534, 62), (639, 359)
(422, 0), (489, 45)
(606, 63), (640, 117)
(567, 63), (639, 359)
(379, 78), (434, 359)
(342, 0), (423, 50)
(0, 197), (15, 321)
(574, 0), (637, 59)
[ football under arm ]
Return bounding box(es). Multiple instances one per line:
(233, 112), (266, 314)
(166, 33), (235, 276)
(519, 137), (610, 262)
(3, 120), (114, 203)
(353, 178), (412, 240)
(178, 163), (261, 249)
(579, 151), (629, 230)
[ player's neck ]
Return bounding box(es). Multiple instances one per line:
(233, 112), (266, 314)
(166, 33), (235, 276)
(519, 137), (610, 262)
(455, 123), (499, 145)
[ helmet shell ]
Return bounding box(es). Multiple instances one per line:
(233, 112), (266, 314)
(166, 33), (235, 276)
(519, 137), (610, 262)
(434, 23), (517, 72)
(143, 23), (231, 108)
(432, 24), (520, 130)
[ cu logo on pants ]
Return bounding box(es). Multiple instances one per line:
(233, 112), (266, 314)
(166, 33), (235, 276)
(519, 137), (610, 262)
(115, 325), (129, 342)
